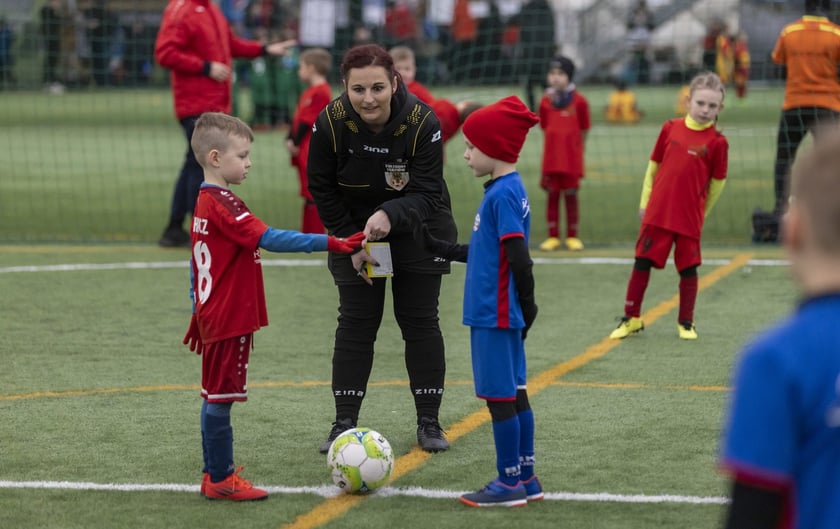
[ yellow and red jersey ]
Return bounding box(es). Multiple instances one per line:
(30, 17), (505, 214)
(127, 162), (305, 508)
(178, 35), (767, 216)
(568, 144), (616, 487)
(716, 34), (734, 84)
(734, 39), (750, 72)
(643, 118), (728, 239)
(772, 15), (840, 111)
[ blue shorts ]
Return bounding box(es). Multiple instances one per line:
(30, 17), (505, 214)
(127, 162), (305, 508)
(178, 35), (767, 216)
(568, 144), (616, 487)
(470, 327), (527, 401)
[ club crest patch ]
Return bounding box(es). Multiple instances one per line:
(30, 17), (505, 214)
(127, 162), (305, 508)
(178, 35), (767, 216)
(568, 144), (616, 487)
(384, 161), (410, 190)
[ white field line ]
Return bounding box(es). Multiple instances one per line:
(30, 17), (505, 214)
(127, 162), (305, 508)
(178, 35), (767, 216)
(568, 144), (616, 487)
(0, 480), (728, 504)
(0, 257), (788, 274)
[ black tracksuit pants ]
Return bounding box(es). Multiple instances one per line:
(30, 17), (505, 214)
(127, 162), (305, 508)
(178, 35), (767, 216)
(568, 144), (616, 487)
(328, 263), (446, 424)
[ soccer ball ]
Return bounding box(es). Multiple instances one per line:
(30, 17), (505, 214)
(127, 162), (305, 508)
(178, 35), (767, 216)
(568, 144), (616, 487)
(326, 427), (394, 493)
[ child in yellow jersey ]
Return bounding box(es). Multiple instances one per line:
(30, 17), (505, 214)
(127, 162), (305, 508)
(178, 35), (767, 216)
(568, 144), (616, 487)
(605, 80), (642, 123)
(674, 84), (690, 116)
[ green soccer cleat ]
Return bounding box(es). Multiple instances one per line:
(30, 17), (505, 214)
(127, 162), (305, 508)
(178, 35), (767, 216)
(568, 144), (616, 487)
(678, 321), (698, 340)
(609, 316), (644, 339)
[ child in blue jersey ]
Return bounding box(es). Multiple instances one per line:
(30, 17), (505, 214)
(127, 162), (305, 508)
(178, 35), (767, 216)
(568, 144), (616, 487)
(411, 95), (541, 507)
(720, 128), (840, 529)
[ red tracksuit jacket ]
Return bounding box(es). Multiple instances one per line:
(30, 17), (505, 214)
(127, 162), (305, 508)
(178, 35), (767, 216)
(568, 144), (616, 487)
(155, 0), (264, 119)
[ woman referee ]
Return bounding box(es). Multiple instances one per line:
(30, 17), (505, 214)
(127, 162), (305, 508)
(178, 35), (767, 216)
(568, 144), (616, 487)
(307, 43), (457, 454)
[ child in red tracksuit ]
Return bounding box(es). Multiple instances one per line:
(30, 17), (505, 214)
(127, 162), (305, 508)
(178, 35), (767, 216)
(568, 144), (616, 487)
(286, 48), (333, 233)
(538, 55), (590, 252)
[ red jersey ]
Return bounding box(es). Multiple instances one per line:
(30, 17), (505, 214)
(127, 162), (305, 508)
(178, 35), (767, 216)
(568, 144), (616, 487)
(643, 119), (728, 239)
(431, 98), (461, 143)
(155, 0), (264, 119)
(406, 80), (435, 105)
(539, 91), (591, 177)
(291, 83), (332, 198)
(191, 185), (269, 344)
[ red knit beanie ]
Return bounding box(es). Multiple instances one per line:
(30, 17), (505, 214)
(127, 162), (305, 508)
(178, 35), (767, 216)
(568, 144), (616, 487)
(461, 95), (539, 163)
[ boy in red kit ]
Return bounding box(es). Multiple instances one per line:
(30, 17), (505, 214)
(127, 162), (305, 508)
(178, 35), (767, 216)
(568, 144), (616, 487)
(431, 98), (483, 144)
(538, 55), (590, 252)
(182, 112), (363, 501)
(286, 47), (333, 234)
(609, 72), (728, 341)
(390, 45), (435, 104)
(389, 45), (483, 146)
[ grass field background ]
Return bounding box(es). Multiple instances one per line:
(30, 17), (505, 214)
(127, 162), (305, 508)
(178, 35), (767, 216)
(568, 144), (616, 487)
(1, 242), (793, 529)
(0, 82), (783, 244)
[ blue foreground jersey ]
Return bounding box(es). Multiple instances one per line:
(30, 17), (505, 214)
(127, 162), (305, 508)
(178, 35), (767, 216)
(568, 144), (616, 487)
(463, 172), (531, 329)
(721, 294), (840, 529)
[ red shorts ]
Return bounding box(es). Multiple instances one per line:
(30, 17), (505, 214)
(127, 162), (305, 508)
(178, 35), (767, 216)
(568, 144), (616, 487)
(541, 172), (580, 191)
(201, 334), (253, 403)
(635, 224), (701, 271)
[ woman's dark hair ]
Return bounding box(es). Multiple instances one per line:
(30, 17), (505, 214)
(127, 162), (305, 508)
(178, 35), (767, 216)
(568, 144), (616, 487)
(340, 43), (398, 82)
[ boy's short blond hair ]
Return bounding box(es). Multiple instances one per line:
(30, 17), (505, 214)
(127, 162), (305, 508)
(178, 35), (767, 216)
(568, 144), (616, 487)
(190, 112), (254, 168)
(300, 48), (332, 77)
(389, 45), (415, 64)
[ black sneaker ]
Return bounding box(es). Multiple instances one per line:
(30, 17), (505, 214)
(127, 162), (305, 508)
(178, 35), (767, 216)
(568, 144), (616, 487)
(319, 418), (355, 454)
(417, 416), (449, 452)
(158, 226), (191, 248)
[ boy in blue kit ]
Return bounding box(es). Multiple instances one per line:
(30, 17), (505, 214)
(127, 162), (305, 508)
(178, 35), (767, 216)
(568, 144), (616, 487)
(412, 96), (541, 507)
(720, 129), (840, 528)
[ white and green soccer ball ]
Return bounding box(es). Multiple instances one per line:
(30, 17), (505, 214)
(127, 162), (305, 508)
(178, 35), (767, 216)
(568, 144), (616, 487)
(327, 427), (394, 493)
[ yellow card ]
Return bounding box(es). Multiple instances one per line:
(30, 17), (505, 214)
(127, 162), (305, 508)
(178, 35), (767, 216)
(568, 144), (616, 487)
(365, 242), (394, 277)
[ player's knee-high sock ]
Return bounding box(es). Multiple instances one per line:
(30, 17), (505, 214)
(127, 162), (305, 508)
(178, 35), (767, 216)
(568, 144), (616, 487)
(405, 335), (446, 419)
(516, 389), (535, 481)
(487, 401), (521, 486)
(202, 401), (234, 482)
(625, 263), (651, 317)
(546, 190), (561, 238)
(563, 191), (579, 238)
(678, 267), (699, 323)
(301, 200), (324, 234)
(200, 400), (209, 474)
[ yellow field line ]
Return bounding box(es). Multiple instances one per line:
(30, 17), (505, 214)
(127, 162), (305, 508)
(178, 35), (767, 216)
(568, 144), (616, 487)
(280, 252), (752, 529)
(0, 380), (474, 402)
(551, 381), (729, 392)
(0, 379), (729, 402)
